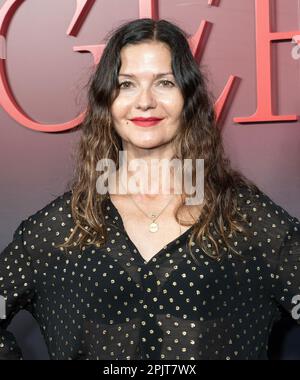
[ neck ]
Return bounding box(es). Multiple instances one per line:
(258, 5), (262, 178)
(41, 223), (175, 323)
(107, 145), (183, 200)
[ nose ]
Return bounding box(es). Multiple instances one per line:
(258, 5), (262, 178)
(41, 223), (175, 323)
(135, 87), (157, 110)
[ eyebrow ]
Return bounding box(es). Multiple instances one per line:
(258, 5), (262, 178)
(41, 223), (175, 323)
(118, 72), (174, 78)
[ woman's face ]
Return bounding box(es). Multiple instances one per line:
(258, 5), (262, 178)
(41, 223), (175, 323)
(111, 41), (184, 151)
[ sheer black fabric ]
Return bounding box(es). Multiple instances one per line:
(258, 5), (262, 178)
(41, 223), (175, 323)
(0, 186), (299, 360)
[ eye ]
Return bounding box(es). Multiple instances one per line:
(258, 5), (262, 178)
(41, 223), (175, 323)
(118, 81), (134, 89)
(158, 79), (175, 87)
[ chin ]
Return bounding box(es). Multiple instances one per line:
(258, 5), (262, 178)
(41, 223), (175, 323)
(134, 139), (171, 149)
(133, 143), (160, 150)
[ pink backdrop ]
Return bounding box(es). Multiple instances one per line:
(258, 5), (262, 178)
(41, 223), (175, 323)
(0, 0), (299, 359)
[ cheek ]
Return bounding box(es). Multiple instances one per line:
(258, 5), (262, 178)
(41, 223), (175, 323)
(161, 95), (184, 117)
(111, 97), (132, 120)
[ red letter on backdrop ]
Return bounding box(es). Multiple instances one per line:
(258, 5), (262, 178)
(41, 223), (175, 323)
(0, 0), (97, 132)
(234, 0), (299, 123)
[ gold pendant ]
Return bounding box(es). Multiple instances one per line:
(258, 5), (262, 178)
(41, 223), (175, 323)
(149, 221), (159, 233)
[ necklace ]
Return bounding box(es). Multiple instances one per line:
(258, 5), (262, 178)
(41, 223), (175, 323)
(117, 173), (176, 233)
(129, 194), (175, 233)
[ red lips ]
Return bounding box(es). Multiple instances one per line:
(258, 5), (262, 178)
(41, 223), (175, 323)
(130, 117), (164, 127)
(130, 117), (163, 121)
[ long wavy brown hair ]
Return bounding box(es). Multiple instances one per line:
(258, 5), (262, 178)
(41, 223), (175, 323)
(57, 18), (260, 263)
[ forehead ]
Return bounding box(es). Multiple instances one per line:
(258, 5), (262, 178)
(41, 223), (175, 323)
(119, 42), (173, 74)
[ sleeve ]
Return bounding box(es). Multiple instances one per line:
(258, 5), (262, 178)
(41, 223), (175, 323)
(0, 221), (36, 360)
(271, 215), (300, 324)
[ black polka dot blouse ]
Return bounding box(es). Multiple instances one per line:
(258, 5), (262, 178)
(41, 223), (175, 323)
(0, 186), (299, 360)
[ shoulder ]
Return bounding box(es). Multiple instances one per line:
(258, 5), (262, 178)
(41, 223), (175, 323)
(25, 190), (73, 224)
(236, 184), (298, 224)
(235, 184), (299, 252)
(20, 190), (74, 249)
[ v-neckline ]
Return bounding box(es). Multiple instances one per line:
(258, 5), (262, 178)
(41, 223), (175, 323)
(105, 195), (195, 265)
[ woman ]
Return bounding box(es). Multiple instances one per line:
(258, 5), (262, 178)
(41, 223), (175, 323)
(0, 18), (299, 360)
